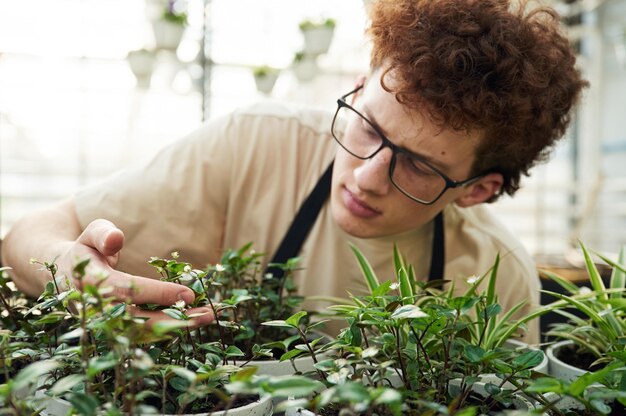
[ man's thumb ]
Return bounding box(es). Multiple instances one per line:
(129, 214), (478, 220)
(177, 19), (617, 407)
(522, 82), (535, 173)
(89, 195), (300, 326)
(77, 219), (125, 258)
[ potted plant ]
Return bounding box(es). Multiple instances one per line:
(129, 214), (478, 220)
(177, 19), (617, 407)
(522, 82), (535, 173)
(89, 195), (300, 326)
(298, 18), (336, 56)
(285, 246), (554, 415)
(537, 242), (626, 413)
(2, 257), (276, 416)
(291, 52), (318, 83)
(127, 48), (157, 88)
(252, 66), (280, 95)
(152, 0), (187, 51)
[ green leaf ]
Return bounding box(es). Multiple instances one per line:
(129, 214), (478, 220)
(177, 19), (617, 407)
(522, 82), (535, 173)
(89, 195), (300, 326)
(58, 327), (84, 342)
(87, 356), (118, 378)
(172, 367), (197, 383)
(464, 345), (485, 363)
(590, 399), (612, 414)
(225, 345), (245, 357)
(286, 311), (307, 328)
(333, 381), (369, 402)
(525, 377), (566, 394)
(13, 360), (60, 390)
(580, 241), (607, 300)
(162, 308), (188, 320)
(606, 246), (626, 299)
(49, 374), (85, 395)
(266, 376), (324, 397)
(390, 304), (428, 320)
(107, 303), (126, 318)
(484, 382), (501, 395)
(394, 245), (414, 305)
(35, 311), (66, 324)
(68, 392), (100, 416)
(261, 320), (292, 328)
(374, 387), (402, 405)
(350, 244), (380, 293)
(151, 320), (188, 335)
(279, 349), (304, 362)
(231, 366), (257, 381)
(486, 255), (500, 307)
(512, 350), (544, 370)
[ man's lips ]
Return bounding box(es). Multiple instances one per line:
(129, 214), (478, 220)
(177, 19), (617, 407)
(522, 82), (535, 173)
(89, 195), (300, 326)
(342, 187), (381, 218)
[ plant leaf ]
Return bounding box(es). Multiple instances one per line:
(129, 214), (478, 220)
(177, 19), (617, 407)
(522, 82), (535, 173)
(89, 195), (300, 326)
(350, 244), (380, 294)
(390, 304), (428, 320)
(580, 241), (607, 300)
(286, 311), (307, 328)
(13, 360), (60, 390)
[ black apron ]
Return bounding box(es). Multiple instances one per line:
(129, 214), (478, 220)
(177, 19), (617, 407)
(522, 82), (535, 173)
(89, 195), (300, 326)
(266, 161), (445, 286)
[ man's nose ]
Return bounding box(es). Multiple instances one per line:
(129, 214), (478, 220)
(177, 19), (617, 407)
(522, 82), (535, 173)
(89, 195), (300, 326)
(353, 147), (393, 195)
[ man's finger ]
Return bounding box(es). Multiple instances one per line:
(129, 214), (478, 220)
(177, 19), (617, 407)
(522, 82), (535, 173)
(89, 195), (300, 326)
(96, 270), (196, 306)
(77, 219), (125, 258)
(126, 305), (215, 328)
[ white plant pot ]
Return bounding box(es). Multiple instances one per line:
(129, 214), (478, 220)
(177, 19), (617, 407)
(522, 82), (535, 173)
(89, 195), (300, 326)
(127, 50), (156, 88)
(234, 353), (323, 377)
(448, 379), (541, 412)
(292, 56), (318, 82)
(301, 27), (334, 55)
(254, 73), (279, 95)
(546, 340), (609, 411)
(546, 340), (587, 381)
(38, 392), (273, 416)
(152, 20), (186, 51)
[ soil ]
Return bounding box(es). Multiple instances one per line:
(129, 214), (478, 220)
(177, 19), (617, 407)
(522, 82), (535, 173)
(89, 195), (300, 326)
(555, 343), (602, 371)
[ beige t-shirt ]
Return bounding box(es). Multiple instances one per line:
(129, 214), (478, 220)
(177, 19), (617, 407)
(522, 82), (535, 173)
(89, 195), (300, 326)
(74, 101), (540, 343)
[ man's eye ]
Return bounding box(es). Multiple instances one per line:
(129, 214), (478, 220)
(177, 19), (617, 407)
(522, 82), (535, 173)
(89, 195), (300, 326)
(408, 158), (436, 177)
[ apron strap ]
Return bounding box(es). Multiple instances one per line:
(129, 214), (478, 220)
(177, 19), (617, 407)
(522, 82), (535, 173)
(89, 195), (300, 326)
(266, 161), (334, 278)
(266, 160), (446, 284)
(428, 212), (445, 287)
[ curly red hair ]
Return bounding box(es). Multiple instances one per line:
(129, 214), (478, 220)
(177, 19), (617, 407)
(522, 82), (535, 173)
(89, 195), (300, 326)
(368, 0), (589, 200)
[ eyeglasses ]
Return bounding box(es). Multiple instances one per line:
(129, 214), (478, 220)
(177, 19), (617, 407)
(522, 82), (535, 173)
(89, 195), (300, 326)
(331, 85), (485, 205)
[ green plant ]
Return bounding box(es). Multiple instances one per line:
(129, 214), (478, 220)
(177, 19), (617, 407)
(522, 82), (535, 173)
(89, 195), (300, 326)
(147, 243), (325, 364)
(542, 243), (626, 366)
(527, 361), (626, 415)
(298, 18), (336, 31)
(0, 250), (292, 415)
(253, 65), (279, 78)
(293, 51), (306, 63)
(298, 245), (554, 415)
(161, 0), (188, 25)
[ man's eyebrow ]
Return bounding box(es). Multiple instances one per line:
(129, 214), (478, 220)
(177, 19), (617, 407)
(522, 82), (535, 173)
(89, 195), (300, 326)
(361, 103), (452, 173)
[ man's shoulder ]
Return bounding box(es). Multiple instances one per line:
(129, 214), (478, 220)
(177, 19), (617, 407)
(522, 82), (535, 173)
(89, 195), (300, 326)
(230, 101), (334, 137)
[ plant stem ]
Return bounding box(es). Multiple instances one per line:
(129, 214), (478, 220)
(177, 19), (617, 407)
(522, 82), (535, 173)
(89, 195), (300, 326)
(392, 327), (408, 386)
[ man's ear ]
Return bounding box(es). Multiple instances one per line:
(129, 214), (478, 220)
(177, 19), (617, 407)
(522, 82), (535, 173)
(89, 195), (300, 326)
(351, 75), (367, 104)
(454, 172), (504, 207)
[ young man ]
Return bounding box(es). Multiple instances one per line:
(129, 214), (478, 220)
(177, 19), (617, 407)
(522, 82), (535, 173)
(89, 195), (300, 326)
(1, 0), (587, 343)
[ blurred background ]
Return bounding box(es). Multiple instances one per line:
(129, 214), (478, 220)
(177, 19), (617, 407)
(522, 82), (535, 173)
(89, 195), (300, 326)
(0, 0), (625, 269)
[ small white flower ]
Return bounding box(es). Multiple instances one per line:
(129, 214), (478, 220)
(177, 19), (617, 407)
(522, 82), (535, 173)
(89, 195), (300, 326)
(183, 265), (191, 273)
(389, 282), (399, 290)
(579, 286), (592, 294)
(466, 275), (479, 284)
(174, 299), (186, 309)
(215, 264), (225, 272)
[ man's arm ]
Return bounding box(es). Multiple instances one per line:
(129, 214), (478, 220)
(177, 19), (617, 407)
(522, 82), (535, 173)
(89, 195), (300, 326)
(1, 198), (213, 325)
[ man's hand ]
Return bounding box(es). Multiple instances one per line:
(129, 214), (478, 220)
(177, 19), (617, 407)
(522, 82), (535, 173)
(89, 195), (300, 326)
(58, 219), (214, 327)
(2, 199), (214, 327)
